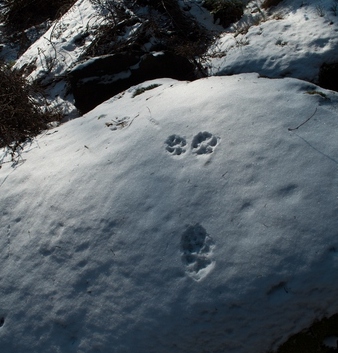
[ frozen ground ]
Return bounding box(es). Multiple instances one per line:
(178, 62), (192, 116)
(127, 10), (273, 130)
(1, 0), (338, 352)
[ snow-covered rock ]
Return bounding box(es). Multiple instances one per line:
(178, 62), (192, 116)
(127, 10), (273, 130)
(1, 74), (338, 352)
(2, 0), (338, 351)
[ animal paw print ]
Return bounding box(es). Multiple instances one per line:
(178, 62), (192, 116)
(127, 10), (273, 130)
(191, 131), (218, 155)
(181, 224), (215, 281)
(165, 135), (187, 156)
(105, 116), (131, 131)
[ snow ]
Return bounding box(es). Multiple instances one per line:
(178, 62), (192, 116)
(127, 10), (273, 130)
(1, 0), (338, 352)
(208, 0), (338, 82)
(1, 75), (338, 352)
(11, 0), (102, 117)
(14, 0), (99, 82)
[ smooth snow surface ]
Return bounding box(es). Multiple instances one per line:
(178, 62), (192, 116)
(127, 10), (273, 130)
(1, 75), (338, 352)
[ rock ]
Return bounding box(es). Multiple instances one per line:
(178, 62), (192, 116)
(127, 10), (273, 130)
(68, 51), (196, 114)
(318, 62), (338, 92)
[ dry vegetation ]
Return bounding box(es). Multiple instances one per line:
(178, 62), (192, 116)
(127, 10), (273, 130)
(84, 0), (213, 74)
(203, 0), (245, 27)
(0, 62), (61, 155)
(261, 0), (283, 9)
(1, 0), (77, 32)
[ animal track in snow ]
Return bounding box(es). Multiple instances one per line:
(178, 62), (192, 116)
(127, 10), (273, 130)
(267, 281), (290, 303)
(105, 115), (138, 131)
(105, 116), (131, 130)
(165, 135), (187, 156)
(191, 131), (218, 155)
(181, 224), (215, 281)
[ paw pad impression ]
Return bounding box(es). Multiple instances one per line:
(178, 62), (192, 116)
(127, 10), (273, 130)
(165, 134), (187, 155)
(181, 224), (215, 281)
(191, 131), (218, 155)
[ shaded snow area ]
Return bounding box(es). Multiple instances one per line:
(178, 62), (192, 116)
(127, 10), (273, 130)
(1, 74), (338, 352)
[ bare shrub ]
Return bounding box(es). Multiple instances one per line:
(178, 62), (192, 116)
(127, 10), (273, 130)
(0, 62), (62, 155)
(1, 0), (77, 32)
(85, 0), (212, 67)
(203, 0), (245, 28)
(261, 0), (283, 10)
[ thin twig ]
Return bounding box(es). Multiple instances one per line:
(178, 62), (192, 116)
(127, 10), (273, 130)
(288, 107), (317, 131)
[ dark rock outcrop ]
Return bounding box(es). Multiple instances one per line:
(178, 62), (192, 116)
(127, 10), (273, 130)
(68, 51), (196, 114)
(202, 0), (244, 28)
(318, 62), (338, 92)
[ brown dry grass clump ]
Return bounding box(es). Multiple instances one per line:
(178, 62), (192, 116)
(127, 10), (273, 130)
(0, 62), (62, 153)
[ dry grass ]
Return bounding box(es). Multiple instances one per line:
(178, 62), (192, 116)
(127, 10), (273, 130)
(203, 0), (245, 28)
(261, 0), (283, 10)
(1, 0), (77, 32)
(0, 62), (62, 154)
(84, 0), (212, 64)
